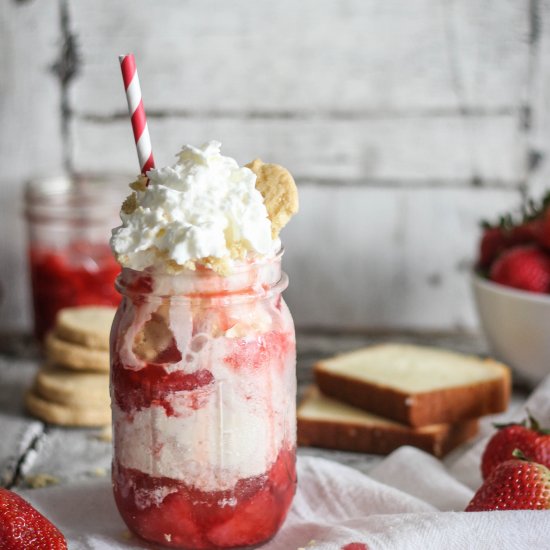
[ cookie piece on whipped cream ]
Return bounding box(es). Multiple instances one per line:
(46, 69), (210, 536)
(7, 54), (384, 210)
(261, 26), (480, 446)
(246, 159), (299, 238)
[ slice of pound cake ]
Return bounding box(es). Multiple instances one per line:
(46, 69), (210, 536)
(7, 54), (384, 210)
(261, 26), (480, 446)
(315, 343), (510, 427)
(298, 386), (479, 457)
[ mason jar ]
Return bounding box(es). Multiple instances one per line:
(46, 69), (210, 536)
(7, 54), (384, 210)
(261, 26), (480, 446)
(24, 176), (124, 339)
(110, 249), (297, 549)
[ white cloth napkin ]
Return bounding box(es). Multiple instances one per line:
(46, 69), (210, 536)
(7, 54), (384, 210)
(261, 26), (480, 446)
(20, 377), (550, 550)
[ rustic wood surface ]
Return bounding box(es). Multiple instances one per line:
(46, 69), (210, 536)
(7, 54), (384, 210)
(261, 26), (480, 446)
(0, 330), (528, 492)
(0, 0), (64, 333)
(69, 1), (529, 114)
(1, 1), (548, 333)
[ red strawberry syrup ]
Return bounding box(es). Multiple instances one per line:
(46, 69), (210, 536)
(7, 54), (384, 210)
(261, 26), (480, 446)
(113, 447), (296, 549)
(224, 330), (291, 372)
(112, 360), (214, 416)
(29, 242), (120, 339)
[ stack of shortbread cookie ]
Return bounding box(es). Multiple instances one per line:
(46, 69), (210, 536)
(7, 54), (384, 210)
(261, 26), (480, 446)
(26, 306), (115, 427)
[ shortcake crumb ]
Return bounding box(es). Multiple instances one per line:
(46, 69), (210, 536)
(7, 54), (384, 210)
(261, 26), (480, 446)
(25, 473), (59, 489)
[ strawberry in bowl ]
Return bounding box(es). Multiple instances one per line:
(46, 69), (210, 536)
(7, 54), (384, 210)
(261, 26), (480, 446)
(472, 192), (550, 385)
(477, 192), (550, 291)
(489, 245), (550, 293)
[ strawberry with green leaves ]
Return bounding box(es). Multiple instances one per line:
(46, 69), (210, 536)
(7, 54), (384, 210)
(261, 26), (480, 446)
(477, 191), (550, 273)
(478, 218), (536, 270)
(481, 415), (550, 479)
(0, 487), (67, 549)
(467, 452), (550, 511)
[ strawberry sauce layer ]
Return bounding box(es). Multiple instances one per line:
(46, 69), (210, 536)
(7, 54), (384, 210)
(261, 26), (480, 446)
(113, 447), (296, 549)
(29, 242), (120, 339)
(224, 330), (291, 372)
(113, 329), (292, 416)
(112, 360), (214, 416)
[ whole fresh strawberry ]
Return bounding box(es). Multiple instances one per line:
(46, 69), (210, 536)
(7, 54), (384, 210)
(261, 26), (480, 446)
(489, 244), (550, 293)
(0, 487), (67, 549)
(481, 415), (550, 479)
(466, 454), (550, 511)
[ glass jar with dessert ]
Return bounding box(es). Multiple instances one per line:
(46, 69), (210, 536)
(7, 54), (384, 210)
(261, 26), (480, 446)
(109, 142), (299, 549)
(24, 176), (124, 340)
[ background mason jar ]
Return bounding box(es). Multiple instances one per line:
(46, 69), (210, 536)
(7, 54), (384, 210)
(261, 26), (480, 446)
(24, 175), (128, 340)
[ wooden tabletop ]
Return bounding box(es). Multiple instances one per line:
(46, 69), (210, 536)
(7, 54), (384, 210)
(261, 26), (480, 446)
(0, 331), (511, 491)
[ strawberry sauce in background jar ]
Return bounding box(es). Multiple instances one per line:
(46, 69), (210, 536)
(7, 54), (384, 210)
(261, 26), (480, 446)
(24, 176), (124, 340)
(110, 249), (297, 549)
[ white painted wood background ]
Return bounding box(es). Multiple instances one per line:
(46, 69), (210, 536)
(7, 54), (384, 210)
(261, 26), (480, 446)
(1, 0), (549, 332)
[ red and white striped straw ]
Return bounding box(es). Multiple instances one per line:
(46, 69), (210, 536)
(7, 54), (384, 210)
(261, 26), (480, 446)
(119, 54), (155, 175)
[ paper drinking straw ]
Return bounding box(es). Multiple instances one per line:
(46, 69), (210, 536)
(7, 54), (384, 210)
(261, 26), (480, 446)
(119, 54), (155, 174)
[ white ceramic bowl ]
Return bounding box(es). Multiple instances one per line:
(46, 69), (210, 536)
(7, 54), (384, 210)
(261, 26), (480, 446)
(472, 273), (550, 386)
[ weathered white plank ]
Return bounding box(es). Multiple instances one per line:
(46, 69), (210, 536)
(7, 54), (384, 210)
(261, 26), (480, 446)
(526, 0), (550, 199)
(0, 354), (111, 487)
(0, 420), (44, 487)
(72, 115), (523, 183)
(282, 186), (522, 331)
(0, 1), (64, 331)
(0, 357), (44, 486)
(69, 0), (529, 115)
(19, 428), (112, 488)
(0, 0), (538, 336)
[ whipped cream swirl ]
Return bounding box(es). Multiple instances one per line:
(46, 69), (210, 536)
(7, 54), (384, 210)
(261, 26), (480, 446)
(111, 141), (278, 273)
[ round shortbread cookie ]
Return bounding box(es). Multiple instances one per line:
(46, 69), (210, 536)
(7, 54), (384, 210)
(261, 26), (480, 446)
(246, 158), (299, 238)
(26, 390), (110, 427)
(55, 306), (116, 350)
(45, 332), (110, 372)
(35, 364), (110, 408)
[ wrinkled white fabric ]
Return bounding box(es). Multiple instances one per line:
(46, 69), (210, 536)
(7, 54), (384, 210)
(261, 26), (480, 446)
(19, 376), (550, 550)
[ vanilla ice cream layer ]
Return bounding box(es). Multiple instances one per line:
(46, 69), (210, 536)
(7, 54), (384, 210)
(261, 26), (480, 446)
(113, 332), (296, 492)
(111, 141), (279, 273)
(115, 268), (287, 372)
